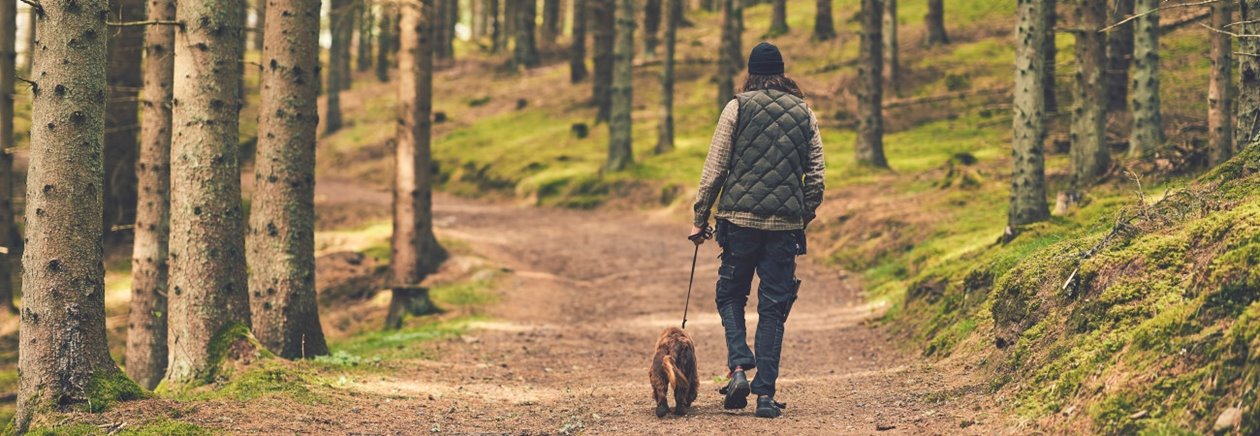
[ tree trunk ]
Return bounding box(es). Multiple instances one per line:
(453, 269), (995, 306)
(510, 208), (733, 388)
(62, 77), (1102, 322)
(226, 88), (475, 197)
(570, 0), (588, 83)
(434, 0), (452, 60)
(358, 1), (374, 72)
(0, 0), (16, 313)
(593, 0), (614, 122)
(1208, 0), (1233, 166)
(126, 0), (175, 390)
(607, 0), (635, 171)
(1067, 0), (1108, 201)
(326, 0), (349, 133)
(473, 0), (487, 39)
(1238, 0), (1260, 150)
(769, 0), (787, 36)
(492, 0), (506, 53)
(543, 0), (561, 46)
(23, 4), (34, 74)
(514, 0), (540, 68)
(1042, 0), (1057, 114)
(446, 0), (457, 57)
(924, 0), (948, 46)
(340, 0), (355, 89)
(1008, 0), (1050, 231)
(17, 0), (140, 430)
(702, 0), (714, 12)
(717, 0), (742, 113)
(249, 0), (330, 359)
(1105, 0), (1133, 113)
(883, 0), (898, 97)
(104, 0), (144, 243)
(254, 0), (266, 51)
(377, 5), (394, 82)
(856, 0), (888, 168)
(657, 0), (679, 154)
(1128, 0), (1160, 158)
(814, 0), (835, 41)
(644, 0), (661, 60)
(390, 0), (448, 330)
(165, 0), (252, 386)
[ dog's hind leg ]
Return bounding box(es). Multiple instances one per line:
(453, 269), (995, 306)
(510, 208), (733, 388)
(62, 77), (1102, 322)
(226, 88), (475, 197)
(651, 361), (670, 417)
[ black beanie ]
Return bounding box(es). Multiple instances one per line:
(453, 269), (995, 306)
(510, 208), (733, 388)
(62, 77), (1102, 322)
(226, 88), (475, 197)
(747, 42), (785, 75)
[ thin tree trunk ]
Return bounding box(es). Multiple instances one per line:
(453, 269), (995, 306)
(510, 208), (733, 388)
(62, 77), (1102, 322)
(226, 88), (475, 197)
(593, 0), (614, 121)
(17, 0), (140, 430)
(1067, 0), (1108, 204)
(23, 4), (34, 74)
(1128, 0), (1160, 158)
(340, 0), (355, 89)
(717, 0), (742, 113)
(657, 0), (679, 154)
(126, 0), (175, 390)
(492, 0), (506, 53)
(702, 0), (714, 12)
(856, 0), (888, 168)
(543, 0), (561, 46)
(883, 0), (898, 97)
(515, 0), (540, 68)
(769, 0), (787, 36)
(570, 0), (588, 82)
(1105, 0), (1133, 112)
(0, 0), (16, 314)
(165, 0), (252, 386)
(924, 0), (948, 46)
(104, 0), (144, 243)
(1238, 0), (1260, 150)
(434, 0), (452, 60)
(1042, 0), (1057, 114)
(1208, 0), (1233, 166)
(377, 5), (394, 82)
(1008, 0), (1050, 231)
(255, 0), (266, 51)
(358, 1), (375, 72)
(446, 0), (457, 57)
(644, 0), (661, 60)
(327, 0), (349, 133)
(473, 0), (487, 38)
(607, 0), (635, 171)
(389, 0), (448, 330)
(814, 0), (835, 41)
(249, 0), (330, 359)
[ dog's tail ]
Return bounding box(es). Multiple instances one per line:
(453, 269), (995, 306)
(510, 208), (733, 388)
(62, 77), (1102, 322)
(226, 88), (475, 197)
(662, 355), (689, 389)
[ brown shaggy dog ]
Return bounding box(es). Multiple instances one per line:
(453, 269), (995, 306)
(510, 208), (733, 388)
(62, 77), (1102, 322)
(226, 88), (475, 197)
(650, 327), (699, 417)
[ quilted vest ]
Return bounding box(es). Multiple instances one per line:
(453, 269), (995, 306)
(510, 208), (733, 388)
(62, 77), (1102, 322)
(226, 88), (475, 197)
(718, 90), (813, 219)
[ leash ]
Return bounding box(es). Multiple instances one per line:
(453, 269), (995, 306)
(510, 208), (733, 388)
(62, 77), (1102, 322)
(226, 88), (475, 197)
(682, 224), (713, 329)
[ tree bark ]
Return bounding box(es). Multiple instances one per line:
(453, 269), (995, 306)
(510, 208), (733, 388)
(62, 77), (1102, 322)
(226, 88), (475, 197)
(23, 4), (34, 74)
(644, 0), (661, 60)
(1238, 0), (1260, 150)
(607, 0), (635, 171)
(657, 0), (679, 154)
(883, 0), (898, 97)
(716, 0), (742, 113)
(326, 0), (349, 133)
(924, 0), (948, 46)
(1067, 0), (1108, 199)
(104, 0), (144, 243)
(856, 0), (888, 168)
(769, 0), (787, 36)
(254, 0), (266, 51)
(1208, 0), (1233, 165)
(17, 0), (139, 430)
(1105, 0), (1133, 112)
(492, 0), (506, 53)
(358, 1), (374, 72)
(514, 0), (540, 68)
(390, 0), (448, 329)
(377, 5), (394, 82)
(1127, 0), (1160, 158)
(1008, 0), (1050, 230)
(1042, 0), (1057, 114)
(592, 0), (614, 122)
(340, 0), (355, 89)
(814, 0), (835, 41)
(542, 0), (561, 46)
(0, 0), (16, 313)
(570, 0), (588, 83)
(434, 0), (452, 60)
(126, 0), (175, 390)
(165, 0), (252, 386)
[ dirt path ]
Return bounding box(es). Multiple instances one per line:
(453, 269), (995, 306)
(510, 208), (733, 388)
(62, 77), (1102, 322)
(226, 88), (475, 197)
(99, 180), (1009, 435)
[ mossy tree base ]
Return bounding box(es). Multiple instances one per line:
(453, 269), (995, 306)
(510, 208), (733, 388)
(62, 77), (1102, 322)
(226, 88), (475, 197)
(385, 286), (441, 330)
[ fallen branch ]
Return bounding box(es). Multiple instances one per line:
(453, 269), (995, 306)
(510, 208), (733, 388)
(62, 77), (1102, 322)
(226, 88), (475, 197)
(883, 87), (1009, 109)
(1100, 0), (1220, 33)
(107, 20), (183, 28)
(1161, 10), (1211, 33)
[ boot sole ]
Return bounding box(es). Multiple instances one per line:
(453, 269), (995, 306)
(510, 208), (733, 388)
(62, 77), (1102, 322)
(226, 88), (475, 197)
(723, 377), (751, 409)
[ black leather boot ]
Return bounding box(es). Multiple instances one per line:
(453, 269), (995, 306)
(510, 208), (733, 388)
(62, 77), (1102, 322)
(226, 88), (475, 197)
(754, 395), (787, 418)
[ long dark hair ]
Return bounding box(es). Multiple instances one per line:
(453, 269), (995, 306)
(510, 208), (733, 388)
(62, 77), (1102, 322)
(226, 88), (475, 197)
(742, 74), (805, 99)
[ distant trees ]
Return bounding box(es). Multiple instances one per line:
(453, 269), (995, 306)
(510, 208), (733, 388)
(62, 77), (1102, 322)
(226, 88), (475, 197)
(658, 0), (681, 154)
(814, 0), (835, 41)
(514, 0), (541, 68)
(104, 0), (144, 242)
(165, 0), (253, 386)
(249, 0), (330, 359)
(608, 0), (636, 171)
(1128, 0), (1161, 158)
(0, 0), (15, 313)
(1008, 0), (1050, 232)
(769, 0), (788, 36)
(883, 0), (899, 96)
(1064, 0), (1108, 209)
(644, 0), (662, 60)
(1238, 1), (1260, 150)
(255, 0), (266, 51)
(1042, 0), (1057, 113)
(17, 0), (140, 430)
(435, 0), (455, 61)
(390, 0), (448, 330)
(924, 0), (948, 46)
(571, 0), (589, 83)
(542, 0), (562, 47)
(327, 0), (351, 134)
(1208, 1), (1233, 165)
(593, 0), (615, 122)
(358, 1), (375, 72)
(1105, 0), (1134, 112)
(377, 5), (396, 82)
(717, 0), (743, 112)
(856, 0), (888, 168)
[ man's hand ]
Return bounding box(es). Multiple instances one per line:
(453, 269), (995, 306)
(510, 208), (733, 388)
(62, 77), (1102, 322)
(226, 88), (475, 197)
(688, 224), (713, 245)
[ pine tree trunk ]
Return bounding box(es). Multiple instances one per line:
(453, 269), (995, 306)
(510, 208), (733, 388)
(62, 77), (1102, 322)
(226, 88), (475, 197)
(924, 0), (948, 46)
(434, 0), (451, 60)
(126, 0), (175, 390)
(377, 5), (394, 82)
(1208, 0), (1233, 165)
(593, 0), (614, 122)
(340, 0), (355, 89)
(254, 0), (266, 51)
(1128, 0), (1160, 158)
(104, 0), (144, 243)
(570, 0), (588, 83)
(515, 0), (540, 68)
(1068, 0), (1108, 198)
(607, 0), (635, 171)
(1042, 0), (1057, 114)
(856, 0), (888, 168)
(473, 0), (487, 39)
(327, 0), (349, 133)
(1105, 0), (1133, 113)
(165, 0), (253, 386)
(702, 0), (714, 12)
(1238, 0), (1260, 150)
(23, 4), (34, 74)
(1008, 0), (1050, 230)
(0, 0), (16, 313)
(445, 0), (457, 58)
(769, 0), (787, 36)
(358, 2), (375, 72)
(813, 0), (835, 41)
(492, 0), (506, 53)
(390, 0), (448, 330)
(657, 0), (679, 154)
(883, 0), (898, 97)
(644, 0), (661, 60)
(543, 0), (561, 46)
(249, 0), (330, 359)
(17, 0), (139, 430)
(717, 0), (742, 113)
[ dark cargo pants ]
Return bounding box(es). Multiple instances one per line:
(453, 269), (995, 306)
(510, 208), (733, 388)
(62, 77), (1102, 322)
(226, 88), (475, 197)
(713, 219), (803, 397)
